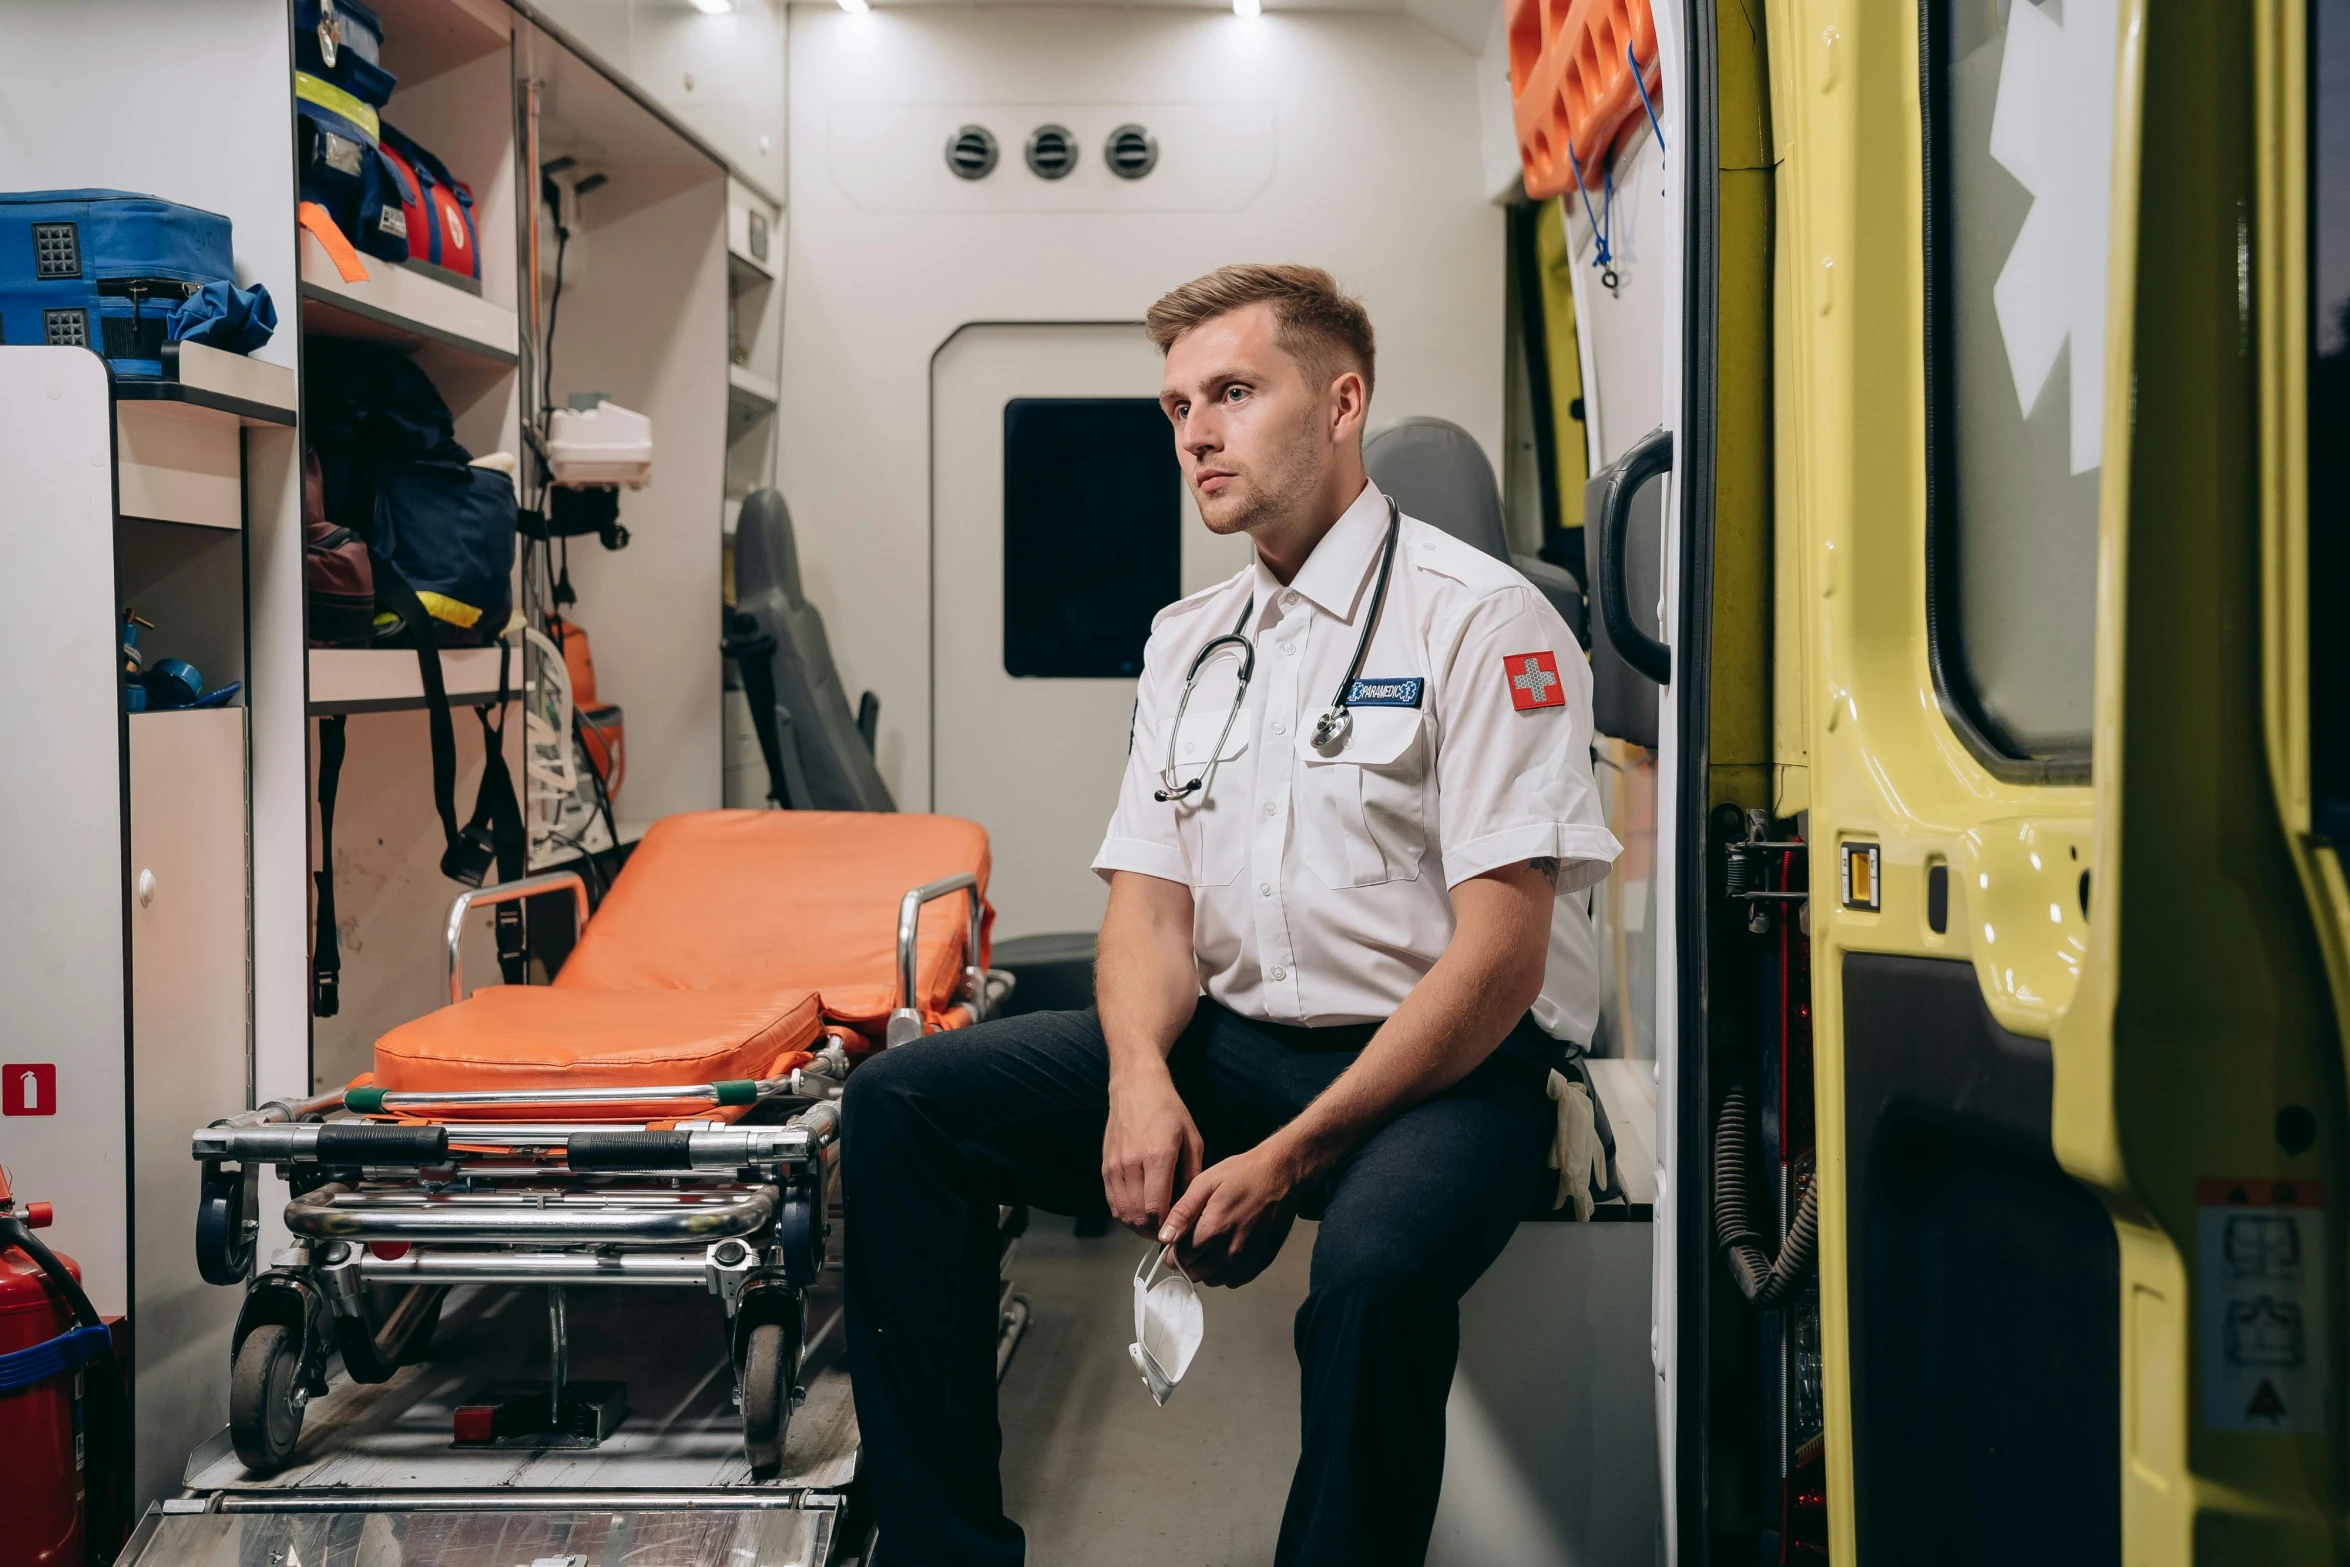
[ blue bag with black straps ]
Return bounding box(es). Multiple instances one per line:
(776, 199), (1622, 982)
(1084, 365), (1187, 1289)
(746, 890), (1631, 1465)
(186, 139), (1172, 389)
(0, 190), (275, 377)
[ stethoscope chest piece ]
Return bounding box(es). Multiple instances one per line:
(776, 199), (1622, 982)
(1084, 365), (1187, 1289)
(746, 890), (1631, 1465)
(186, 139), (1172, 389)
(1310, 706), (1352, 756)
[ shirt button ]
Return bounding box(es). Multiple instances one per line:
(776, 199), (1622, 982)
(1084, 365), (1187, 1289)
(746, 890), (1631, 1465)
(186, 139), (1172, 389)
(1282, 591), (1298, 607)
(1271, 720), (1287, 735)
(1263, 802), (1277, 817)
(1258, 882), (1272, 896)
(1269, 966), (1288, 982)
(1282, 642), (1298, 657)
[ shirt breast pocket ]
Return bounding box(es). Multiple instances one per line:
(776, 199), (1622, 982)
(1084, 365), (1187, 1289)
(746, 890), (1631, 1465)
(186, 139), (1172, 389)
(1295, 707), (1429, 889)
(1171, 694), (1248, 888)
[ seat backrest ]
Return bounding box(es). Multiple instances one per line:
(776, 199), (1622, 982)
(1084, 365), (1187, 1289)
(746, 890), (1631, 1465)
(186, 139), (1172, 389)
(733, 489), (896, 811)
(1362, 417), (1512, 561)
(1363, 416), (1589, 649)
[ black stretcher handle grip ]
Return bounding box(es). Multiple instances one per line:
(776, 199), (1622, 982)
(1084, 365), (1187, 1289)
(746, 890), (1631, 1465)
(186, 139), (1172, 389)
(567, 1131), (693, 1171)
(316, 1125), (449, 1164)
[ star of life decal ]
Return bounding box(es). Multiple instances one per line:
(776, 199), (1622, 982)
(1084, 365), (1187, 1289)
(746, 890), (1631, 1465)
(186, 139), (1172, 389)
(1989, 0), (2120, 475)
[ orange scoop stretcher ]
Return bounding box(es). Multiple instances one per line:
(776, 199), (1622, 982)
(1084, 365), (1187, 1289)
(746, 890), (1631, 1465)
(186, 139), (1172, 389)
(186, 809), (1004, 1479)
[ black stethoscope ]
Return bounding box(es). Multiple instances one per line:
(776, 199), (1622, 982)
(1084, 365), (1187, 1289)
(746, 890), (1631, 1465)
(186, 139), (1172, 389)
(1154, 497), (1403, 803)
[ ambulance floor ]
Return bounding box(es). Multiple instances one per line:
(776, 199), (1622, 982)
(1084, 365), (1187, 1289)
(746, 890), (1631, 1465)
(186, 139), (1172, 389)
(998, 1212), (1313, 1566)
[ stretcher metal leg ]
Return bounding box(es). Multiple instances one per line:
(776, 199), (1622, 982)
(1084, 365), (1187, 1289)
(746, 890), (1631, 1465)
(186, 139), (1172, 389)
(548, 1285), (568, 1427)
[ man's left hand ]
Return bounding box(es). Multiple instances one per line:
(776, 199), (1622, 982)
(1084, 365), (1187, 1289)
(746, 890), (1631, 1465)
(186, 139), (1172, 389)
(1161, 1140), (1307, 1288)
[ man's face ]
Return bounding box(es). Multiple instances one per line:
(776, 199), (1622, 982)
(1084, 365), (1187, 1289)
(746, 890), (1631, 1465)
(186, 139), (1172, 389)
(1159, 303), (1337, 538)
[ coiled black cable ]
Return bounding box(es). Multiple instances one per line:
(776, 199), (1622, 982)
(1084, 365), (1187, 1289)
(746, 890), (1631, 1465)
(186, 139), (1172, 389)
(1712, 1087), (1818, 1308)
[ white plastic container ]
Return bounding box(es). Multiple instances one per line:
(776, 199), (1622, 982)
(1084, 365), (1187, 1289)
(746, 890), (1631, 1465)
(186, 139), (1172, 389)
(546, 401), (654, 489)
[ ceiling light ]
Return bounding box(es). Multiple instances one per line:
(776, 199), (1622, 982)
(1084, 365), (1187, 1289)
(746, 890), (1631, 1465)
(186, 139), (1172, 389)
(688, 0), (735, 13)
(1233, 0), (1262, 16)
(839, 0), (872, 11)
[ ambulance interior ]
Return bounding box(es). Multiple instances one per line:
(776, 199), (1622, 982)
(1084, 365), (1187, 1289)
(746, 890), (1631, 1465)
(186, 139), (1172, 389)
(7, 0), (2331, 1562)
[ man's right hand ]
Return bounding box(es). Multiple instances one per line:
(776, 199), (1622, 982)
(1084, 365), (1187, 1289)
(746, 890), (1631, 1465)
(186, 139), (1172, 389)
(1102, 1066), (1205, 1240)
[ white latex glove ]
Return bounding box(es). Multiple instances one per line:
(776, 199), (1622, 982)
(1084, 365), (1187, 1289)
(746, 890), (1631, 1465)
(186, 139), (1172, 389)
(1546, 1069), (1606, 1221)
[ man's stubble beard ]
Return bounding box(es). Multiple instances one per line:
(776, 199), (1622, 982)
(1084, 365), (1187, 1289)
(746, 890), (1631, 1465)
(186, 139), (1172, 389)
(1193, 399), (1327, 540)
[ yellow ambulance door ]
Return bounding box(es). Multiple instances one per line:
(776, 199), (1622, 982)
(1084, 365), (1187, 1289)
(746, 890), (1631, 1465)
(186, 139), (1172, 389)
(2055, 1), (2350, 1558)
(1768, 0), (2125, 1559)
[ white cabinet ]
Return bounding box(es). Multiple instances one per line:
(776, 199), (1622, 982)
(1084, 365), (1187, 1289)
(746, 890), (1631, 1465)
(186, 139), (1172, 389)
(126, 708), (251, 1507)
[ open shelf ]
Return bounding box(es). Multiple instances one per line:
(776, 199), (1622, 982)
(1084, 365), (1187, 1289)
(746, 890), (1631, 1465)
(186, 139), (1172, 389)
(308, 646), (520, 715)
(374, 0), (511, 89)
(298, 229), (519, 364)
(727, 362), (778, 412)
(113, 343), (295, 426)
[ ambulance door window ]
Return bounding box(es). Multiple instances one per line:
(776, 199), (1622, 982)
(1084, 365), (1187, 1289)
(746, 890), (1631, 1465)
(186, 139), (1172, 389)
(2311, 0), (2350, 836)
(1002, 397), (1181, 679)
(1925, 0), (2122, 774)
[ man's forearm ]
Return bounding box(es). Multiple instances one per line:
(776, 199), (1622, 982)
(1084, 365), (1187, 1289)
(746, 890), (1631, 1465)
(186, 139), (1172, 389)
(1096, 871), (1201, 1084)
(1269, 862), (1555, 1178)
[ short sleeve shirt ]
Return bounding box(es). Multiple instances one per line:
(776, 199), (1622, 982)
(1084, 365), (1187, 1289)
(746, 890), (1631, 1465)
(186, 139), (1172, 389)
(1092, 482), (1622, 1040)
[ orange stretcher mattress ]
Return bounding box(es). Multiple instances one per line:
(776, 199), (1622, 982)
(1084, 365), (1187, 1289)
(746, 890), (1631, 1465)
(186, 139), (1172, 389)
(554, 809), (994, 1031)
(369, 810), (993, 1113)
(372, 985), (824, 1120)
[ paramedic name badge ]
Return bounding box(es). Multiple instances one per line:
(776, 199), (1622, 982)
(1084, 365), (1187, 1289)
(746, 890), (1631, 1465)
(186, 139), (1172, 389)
(1504, 651), (1565, 712)
(1345, 677), (1423, 709)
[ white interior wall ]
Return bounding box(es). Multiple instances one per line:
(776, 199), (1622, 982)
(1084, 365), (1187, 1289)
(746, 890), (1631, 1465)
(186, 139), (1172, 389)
(781, 3), (1505, 810)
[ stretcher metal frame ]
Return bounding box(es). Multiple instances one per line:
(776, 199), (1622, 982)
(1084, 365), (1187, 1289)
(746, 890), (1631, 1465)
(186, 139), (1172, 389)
(189, 864), (1001, 1483)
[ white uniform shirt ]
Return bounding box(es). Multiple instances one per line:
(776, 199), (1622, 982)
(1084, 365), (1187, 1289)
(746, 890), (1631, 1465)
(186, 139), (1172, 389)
(1092, 482), (1622, 1040)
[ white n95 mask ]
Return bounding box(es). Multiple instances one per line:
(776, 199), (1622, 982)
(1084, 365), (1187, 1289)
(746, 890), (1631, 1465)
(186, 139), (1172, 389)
(1129, 1247), (1203, 1406)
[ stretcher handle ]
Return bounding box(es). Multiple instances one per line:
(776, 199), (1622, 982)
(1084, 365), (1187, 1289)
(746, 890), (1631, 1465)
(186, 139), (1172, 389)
(566, 1131), (692, 1171)
(445, 870), (592, 1005)
(890, 873), (984, 1047)
(191, 1122), (450, 1165)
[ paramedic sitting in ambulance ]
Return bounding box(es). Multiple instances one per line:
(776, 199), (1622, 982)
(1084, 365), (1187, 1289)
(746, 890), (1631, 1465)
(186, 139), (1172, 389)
(843, 263), (1620, 1567)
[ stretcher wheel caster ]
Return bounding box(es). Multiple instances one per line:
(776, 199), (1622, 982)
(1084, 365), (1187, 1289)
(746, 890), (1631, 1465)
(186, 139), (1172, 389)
(740, 1320), (795, 1478)
(229, 1324), (305, 1473)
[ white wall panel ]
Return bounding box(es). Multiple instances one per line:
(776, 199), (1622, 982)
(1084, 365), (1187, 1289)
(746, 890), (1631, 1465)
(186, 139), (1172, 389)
(782, 5), (1504, 816)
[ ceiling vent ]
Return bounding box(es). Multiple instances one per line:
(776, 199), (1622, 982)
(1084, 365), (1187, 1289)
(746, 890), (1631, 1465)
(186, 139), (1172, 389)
(945, 125), (998, 181)
(1104, 124), (1158, 180)
(1025, 124), (1077, 180)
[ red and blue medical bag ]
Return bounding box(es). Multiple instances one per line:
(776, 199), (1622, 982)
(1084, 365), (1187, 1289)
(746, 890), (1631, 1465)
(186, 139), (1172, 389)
(380, 124), (482, 285)
(0, 191), (275, 377)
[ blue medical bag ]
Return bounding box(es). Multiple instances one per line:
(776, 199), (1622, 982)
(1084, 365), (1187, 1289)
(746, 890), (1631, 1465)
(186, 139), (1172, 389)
(296, 0), (396, 108)
(297, 73), (412, 266)
(0, 190), (275, 377)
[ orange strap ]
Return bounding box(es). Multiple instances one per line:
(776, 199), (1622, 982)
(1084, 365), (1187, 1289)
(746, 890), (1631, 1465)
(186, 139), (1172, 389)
(298, 201), (369, 283)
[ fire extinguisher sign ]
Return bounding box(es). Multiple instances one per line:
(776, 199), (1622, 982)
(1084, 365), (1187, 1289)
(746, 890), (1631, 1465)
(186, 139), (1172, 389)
(1, 1064), (55, 1116)
(2200, 1177), (2329, 1433)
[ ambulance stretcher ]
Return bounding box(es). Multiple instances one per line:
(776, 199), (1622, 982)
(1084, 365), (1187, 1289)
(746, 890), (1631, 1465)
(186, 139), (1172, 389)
(134, 811), (1023, 1565)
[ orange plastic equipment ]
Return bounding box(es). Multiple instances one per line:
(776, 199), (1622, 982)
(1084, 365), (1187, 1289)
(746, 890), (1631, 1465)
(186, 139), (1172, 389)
(373, 986), (822, 1121)
(556, 810), (994, 1035)
(1506, 0), (1662, 199)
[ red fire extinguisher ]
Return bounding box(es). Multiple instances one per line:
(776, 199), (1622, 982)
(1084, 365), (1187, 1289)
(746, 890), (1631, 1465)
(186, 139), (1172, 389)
(0, 1170), (129, 1567)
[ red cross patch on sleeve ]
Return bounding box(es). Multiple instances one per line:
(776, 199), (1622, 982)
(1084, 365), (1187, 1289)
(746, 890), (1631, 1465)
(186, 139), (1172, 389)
(1503, 650), (1565, 712)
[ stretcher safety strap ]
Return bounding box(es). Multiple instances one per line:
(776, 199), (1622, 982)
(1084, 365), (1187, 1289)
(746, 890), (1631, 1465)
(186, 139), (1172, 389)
(0, 1322), (111, 1394)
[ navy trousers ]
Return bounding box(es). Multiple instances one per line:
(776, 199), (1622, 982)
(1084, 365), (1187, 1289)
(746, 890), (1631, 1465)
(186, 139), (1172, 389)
(842, 1000), (1560, 1566)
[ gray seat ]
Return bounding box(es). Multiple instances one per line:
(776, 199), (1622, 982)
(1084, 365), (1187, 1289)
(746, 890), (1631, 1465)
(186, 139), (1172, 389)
(1362, 416), (1587, 646)
(728, 488), (896, 811)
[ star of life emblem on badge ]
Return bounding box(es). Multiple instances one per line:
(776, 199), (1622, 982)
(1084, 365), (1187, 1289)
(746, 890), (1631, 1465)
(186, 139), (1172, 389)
(1506, 651), (1563, 712)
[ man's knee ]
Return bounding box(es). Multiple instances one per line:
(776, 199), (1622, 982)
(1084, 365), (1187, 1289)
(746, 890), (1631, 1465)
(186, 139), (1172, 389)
(1298, 1252), (1453, 1349)
(840, 1038), (939, 1149)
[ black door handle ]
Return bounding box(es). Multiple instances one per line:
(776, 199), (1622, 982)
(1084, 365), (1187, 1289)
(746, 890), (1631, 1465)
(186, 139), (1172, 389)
(1592, 426), (1673, 685)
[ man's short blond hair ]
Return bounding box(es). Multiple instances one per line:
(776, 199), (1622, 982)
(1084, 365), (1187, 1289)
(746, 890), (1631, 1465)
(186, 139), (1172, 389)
(1145, 264), (1376, 398)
